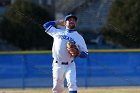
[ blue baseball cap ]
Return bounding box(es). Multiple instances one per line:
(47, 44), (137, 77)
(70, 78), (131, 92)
(64, 14), (77, 21)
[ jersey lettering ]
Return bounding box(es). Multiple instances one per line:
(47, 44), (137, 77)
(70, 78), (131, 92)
(58, 35), (76, 44)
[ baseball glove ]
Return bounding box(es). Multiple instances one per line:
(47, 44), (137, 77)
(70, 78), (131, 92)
(66, 41), (80, 57)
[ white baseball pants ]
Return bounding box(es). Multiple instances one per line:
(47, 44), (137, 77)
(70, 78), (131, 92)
(52, 60), (77, 93)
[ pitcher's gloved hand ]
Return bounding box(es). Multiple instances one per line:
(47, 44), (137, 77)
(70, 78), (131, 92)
(66, 41), (80, 57)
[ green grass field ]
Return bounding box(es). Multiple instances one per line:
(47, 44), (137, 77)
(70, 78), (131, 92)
(0, 87), (140, 93)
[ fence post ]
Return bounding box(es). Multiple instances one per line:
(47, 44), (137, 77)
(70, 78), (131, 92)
(22, 54), (28, 89)
(84, 53), (90, 88)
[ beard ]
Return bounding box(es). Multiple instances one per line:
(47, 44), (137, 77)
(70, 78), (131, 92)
(68, 23), (76, 29)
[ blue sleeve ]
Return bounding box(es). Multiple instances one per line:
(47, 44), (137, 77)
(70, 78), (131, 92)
(78, 51), (88, 58)
(43, 21), (56, 31)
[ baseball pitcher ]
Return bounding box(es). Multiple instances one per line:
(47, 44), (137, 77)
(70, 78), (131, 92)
(43, 14), (88, 93)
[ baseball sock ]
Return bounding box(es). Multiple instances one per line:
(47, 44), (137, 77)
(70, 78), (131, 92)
(69, 91), (77, 93)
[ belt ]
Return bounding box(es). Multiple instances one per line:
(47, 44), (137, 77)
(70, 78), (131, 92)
(56, 60), (73, 65)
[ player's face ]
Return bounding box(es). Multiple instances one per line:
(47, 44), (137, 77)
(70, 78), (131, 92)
(65, 17), (77, 29)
